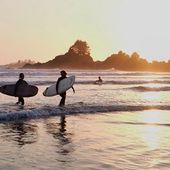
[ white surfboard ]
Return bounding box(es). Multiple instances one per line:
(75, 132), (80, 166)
(43, 76), (75, 96)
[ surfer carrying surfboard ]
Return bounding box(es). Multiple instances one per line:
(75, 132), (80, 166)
(15, 73), (28, 105)
(56, 70), (75, 106)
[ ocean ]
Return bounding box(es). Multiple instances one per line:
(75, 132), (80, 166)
(0, 68), (170, 169)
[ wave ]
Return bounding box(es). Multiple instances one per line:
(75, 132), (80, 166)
(1, 68), (170, 76)
(1, 104), (170, 122)
(105, 121), (170, 127)
(103, 80), (170, 85)
(128, 86), (170, 92)
(1, 80), (170, 86)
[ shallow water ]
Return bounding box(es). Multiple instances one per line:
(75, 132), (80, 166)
(0, 111), (170, 170)
(1, 69), (170, 169)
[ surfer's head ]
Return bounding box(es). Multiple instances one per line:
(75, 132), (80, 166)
(19, 73), (24, 79)
(60, 70), (67, 77)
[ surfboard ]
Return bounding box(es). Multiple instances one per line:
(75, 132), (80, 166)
(94, 81), (103, 85)
(43, 75), (75, 96)
(0, 84), (38, 97)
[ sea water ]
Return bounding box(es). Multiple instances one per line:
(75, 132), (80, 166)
(0, 68), (170, 169)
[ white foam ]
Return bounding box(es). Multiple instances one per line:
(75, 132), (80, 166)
(0, 104), (170, 122)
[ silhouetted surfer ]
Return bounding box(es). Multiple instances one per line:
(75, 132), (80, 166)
(95, 76), (103, 84)
(56, 70), (75, 106)
(15, 73), (28, 105)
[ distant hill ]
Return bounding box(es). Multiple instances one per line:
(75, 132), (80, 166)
(23, 40), (170, 72)
(5, 59), (36, 69)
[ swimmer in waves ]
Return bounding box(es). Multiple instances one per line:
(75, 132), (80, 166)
(94, 76), (103, 85)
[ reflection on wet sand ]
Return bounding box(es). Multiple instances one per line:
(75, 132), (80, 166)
(45, 114), (75, 164)
(0, 121), (38, 146)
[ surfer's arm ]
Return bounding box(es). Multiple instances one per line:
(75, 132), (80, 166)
(71, 86), (75, 93)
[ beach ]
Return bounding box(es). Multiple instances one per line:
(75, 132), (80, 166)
(0, 68), (170, 169)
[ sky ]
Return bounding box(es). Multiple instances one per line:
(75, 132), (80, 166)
(1, 0), (170, 64)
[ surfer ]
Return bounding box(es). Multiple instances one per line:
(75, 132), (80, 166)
(56, 70), (75, 106)
(15, 73), (28, 105)
(95, 76), (103, 84)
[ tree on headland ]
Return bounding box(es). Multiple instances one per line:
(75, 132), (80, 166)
(150, 60), (169, 72)
(24, 40), (94, 69)
(101, 51), (129, 70)
(126, 52), (149, 71)
(69, 40), (90, 56)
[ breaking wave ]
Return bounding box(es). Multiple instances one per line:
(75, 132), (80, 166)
(1, 80), (170, 86)
(1, 104), (170, 122)
(128, 86), (170, 92)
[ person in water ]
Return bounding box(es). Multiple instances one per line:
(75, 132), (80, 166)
(14, 73), (28, 105)
(95, 76), (103, 84)
(56, 70), (75, 106)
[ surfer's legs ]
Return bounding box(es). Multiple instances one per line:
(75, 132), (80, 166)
(20, 97), (24, 105)
(16, 97), (20, 104)
(59, 92), (66, 106)
(17, 97), (24, 105)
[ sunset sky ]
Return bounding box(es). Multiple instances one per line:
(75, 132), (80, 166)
(1, 0), (170, 64)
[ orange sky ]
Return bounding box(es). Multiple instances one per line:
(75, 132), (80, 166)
(1, 0), (170, 64)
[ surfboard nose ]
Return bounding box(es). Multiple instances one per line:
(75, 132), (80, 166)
(43, 88), (47, 96)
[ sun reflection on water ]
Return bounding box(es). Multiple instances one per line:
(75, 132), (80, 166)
(140, 110), (162, 150)
(141, 92), (162, 103)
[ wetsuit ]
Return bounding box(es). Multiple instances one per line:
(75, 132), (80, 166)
(15, 79), (28, 105)
(56, 76), (66, 106)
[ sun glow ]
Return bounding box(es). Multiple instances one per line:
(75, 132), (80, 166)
(140, 110), (163, 150)
(119, 0), (170, 61)
(141, 110), (162, 124)
(1, 0), (170, 64)
(142, 92), (162, 103)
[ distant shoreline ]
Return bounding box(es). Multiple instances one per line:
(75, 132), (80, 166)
(3, 40), (170, 72)
(2, 66), (170, 73)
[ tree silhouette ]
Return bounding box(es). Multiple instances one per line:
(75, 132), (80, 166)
(23, 39), (170, 72)
(69, 40), (90, 56)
